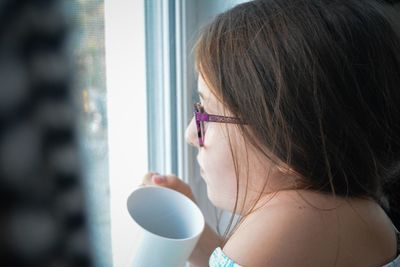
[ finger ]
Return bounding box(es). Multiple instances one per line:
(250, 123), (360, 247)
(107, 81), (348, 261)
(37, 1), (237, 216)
(152, 174), (195, 199)
(141, 171), (159, 186)
(151, 174), (185, 193)
(152, 174), (178, 187)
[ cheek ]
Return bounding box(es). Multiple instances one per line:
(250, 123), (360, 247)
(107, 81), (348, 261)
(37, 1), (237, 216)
(200, 125), (239, 208)
(203, 153), (236, 188)
(202, 125), (234, 178)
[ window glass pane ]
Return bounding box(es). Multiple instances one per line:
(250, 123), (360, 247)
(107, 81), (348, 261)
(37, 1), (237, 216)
(70, 1), (112, 267)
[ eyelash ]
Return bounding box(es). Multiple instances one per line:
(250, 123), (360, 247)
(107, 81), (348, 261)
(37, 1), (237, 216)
(199, 100), (207, 112)
(201, 105), (207, 113)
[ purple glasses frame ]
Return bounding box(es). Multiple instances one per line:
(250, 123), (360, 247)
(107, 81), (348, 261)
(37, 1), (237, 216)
(193, 102), (245, 147)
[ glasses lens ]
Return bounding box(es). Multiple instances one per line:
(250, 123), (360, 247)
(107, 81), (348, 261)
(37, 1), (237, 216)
(194, 103), (205, 146)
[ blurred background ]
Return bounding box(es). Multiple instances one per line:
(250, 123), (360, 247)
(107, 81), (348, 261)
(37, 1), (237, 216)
(0, 0), (398, 267)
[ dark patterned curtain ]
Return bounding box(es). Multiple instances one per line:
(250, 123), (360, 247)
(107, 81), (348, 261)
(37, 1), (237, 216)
(0, 1), (93, 266)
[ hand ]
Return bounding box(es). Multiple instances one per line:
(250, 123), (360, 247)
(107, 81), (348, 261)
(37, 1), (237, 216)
(141, 172), (197, 203)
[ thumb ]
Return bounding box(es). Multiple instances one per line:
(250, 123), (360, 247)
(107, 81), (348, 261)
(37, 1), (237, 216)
(152, 174), (167, 184)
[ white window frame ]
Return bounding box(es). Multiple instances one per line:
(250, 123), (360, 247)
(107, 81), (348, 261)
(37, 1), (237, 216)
(104, 0), (148, 266)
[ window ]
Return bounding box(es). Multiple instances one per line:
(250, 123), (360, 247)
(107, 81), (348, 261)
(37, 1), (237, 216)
(74, 0), (249, 266)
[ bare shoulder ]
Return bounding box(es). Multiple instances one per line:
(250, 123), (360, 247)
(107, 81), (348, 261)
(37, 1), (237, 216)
(222, 190), (397, 267)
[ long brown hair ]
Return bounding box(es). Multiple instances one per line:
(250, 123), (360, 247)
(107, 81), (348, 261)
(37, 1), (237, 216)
(195, 0), (400, 243)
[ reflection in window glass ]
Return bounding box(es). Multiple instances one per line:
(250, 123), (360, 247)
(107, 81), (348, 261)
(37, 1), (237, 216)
(70, 1), (112, 267)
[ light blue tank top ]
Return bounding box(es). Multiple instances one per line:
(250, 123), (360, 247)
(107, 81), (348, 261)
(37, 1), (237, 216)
(209, 247), (243, 267)
(209, 228), (400, 267)
(382, 226), (400, 267)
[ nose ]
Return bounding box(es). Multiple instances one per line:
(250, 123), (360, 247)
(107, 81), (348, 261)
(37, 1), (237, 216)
(185, 117), (199, 148)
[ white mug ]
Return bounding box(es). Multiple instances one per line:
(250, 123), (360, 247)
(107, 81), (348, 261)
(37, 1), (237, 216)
(127, 186), (205, 267)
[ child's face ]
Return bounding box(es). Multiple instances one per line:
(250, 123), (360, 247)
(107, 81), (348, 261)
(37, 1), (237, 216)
(185, 75), (238, 211)
(185, 76), (287, 213)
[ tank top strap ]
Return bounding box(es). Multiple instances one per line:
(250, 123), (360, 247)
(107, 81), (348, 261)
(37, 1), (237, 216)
(395, 225), (400, 255)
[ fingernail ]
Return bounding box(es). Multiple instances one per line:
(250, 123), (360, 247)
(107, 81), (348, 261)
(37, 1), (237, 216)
(153, 175), (166, 184)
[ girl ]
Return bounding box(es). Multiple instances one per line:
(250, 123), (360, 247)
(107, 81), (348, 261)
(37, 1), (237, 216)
(142, 0), (400, 266)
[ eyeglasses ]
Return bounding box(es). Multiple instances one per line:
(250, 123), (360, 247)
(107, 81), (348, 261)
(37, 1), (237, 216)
(193, 102), (245, 147)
